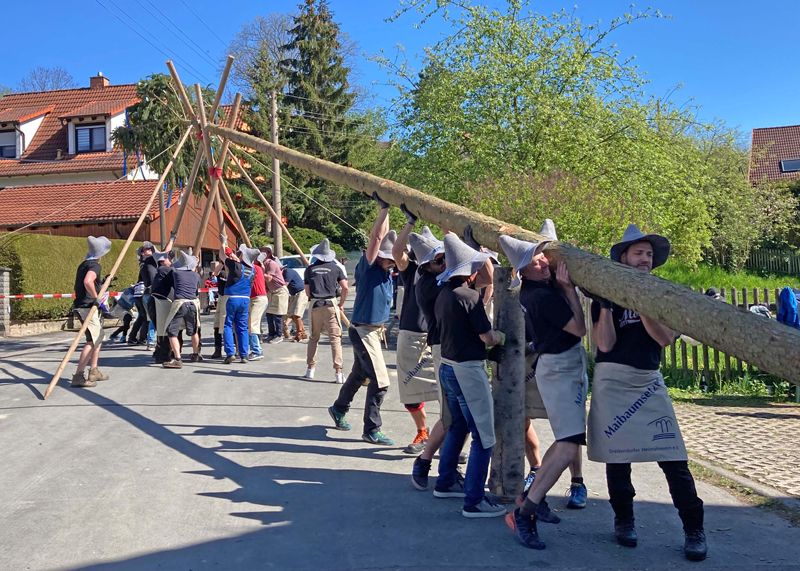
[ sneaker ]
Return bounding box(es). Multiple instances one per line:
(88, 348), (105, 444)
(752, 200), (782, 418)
(328, 406), (351, 431)
(411, 457), (432, 490)
(248, 353), (264, 361)
(684, 530), (707, 561)
(127, 339), (138, 346)
(210, 349), (222, 359)
(462, 497), (507, 519)
(433, 479), (466, 499)
(362, 430), (395, 446)
(109, 335), (118, 342)
(268, 336), (283, 344)
(403, 428), (429, 455)
(505, 508), (545, 550)
(70, 372), (96, 388)
(239, 357), (247, 364)
(614, 518), (638, 547)
(535, 499), (561, 524)
(162, 358), (183, 369)
(223, 355), (235, 365)
(301, 367), (315, 380)
(566, 482), (587, 509)
(334, 371), (344, 384)
(189, 353), (204, 363)
(458, 452), (468, 465)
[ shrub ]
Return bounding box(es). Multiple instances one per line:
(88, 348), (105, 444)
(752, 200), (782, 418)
(275, 227), (347, 258)
(0, 234), (140, 321)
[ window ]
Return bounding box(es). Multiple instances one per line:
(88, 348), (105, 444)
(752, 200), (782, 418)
(780, 158), (800, 173)
(0, 130), (15, 158)
(75, 124), (106, 153)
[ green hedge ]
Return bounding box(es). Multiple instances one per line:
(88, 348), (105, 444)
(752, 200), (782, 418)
(0, 234), (140, 321)
(272, 227), (347, 260)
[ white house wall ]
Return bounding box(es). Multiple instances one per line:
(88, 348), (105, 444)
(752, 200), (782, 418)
(108, 112), (125, 152)
(19, 114), (46, 156)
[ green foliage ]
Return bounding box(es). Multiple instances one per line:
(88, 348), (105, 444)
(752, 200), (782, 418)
(0, 234), (139, 321)
(655, 260), (800, 290)
(286, 227), (346, 256)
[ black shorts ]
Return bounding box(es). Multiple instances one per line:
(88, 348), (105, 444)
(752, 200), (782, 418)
(557, 432), (587, 445)
(167, 302), (198, 337)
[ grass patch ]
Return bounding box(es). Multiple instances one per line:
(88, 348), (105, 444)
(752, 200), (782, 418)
(655, 260), (800, 290)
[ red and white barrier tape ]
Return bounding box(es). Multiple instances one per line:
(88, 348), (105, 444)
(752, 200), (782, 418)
(0, 288), (218, 300)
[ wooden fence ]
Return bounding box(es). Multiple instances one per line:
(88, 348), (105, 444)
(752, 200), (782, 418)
(581, 286), (786, 386)
(747, 248), (800, 276)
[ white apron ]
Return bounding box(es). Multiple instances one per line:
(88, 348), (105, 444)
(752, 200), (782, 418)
(267, 286), (290, 314)
(588, 362), (688, 463)
(163, 299), (201, 334)
(248, 295), (268, 334)
(214, 295), (228, 329)
(287, 290), (309, 317)
(442, 358), (495, 449)
(535, 343), (588, 440)
(154, 297), (174, 336)
(524, 353), (547, 420)
(353, 324), (391, 389)
(396, 329), (440, 404)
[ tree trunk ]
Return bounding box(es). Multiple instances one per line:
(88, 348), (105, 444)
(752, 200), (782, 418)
(208, 124), (800, 384)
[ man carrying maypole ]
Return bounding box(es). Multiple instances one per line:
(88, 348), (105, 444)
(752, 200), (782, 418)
(221, 242), (259, 365)
(162, 250), (203, 368)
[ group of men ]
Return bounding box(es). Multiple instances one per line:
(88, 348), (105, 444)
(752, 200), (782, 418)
(69, 192), (707, 562)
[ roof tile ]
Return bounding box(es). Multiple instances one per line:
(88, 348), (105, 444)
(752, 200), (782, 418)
(749, 125), (800, 184)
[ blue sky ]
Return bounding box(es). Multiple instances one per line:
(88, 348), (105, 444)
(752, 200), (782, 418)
(3, 1), (798, 142)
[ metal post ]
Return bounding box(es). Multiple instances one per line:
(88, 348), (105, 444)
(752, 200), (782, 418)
(270, 91), (283, 256)
(0, 267), (10, 336)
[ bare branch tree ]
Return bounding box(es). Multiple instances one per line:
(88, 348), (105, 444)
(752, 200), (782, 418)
(17, 66), (77, 92)
(226, 13), (294, 97)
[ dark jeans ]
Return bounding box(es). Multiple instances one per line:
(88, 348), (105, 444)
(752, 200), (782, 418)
(606, 461), (704, 532)
(111, 314), (132, 339)
(128, 297), (149, 342)
(333, 327), (388, 434)
(266, 313), (283, 337)
(437, 363), (493, 508)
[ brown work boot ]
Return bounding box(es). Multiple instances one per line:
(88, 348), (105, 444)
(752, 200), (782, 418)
(88, 367), (109, 383)
(162, 358), (183, 369)
(71, 372), (97, 388)
(293, 317), (308, 342)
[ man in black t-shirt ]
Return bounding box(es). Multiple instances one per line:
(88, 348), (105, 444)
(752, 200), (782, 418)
(70, 235), (112, 388)
(587, 224), (706, 562)
(433, 234), (507, 519)
(150, 251), (174, 364)
(163, 251), (203, 368)
(128, 241), (155, 345)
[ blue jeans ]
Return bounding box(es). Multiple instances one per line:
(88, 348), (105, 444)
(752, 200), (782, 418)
(249, 333), (262, 356)
(437, 363), (493, 508)
(224, 297), (250, 357)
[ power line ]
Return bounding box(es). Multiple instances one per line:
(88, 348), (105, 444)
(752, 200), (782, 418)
(177, 0), (228, 49)
(283, 92), (368, 112)
(139, 0), (219, 69)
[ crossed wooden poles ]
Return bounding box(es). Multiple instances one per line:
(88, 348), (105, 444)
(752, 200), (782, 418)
(44, 57), (308, 399)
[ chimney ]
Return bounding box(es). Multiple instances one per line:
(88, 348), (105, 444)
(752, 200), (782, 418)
(90, 72), (110, 89)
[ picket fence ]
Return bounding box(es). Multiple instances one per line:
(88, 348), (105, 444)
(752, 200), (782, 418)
(747, 248), (800, 276)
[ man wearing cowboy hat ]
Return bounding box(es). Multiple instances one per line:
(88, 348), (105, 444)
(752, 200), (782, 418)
(587, 223), (706, 561)
(302, 238), (348, 383)
(70, 236), (113, 387)
(261, 245), (290, 344)
(247, 252), (269, 361)
(500, 220), (589, 549)
(221, 242), (259, 364)
(328, 192), (397, 445)
(393, 207), (446, 456)
(433, 233), (507, 518)
(163, 251), (203, 368)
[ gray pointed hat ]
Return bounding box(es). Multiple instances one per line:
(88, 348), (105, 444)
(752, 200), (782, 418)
(86, 235), (112, 260)
(151, 248), (170, 264)
(499, 219), (559, 281)
(610, 223), (670, 268)
(173, 250), (198, 271)
(376, 230), (397, 261)
(311, 239), (336, 263)
(436, 233), (491, 281)
(239, 245), (261, 267)
(409, 232), (444, 267)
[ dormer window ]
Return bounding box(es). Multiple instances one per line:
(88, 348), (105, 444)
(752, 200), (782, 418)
(0, 131), (15, 158)
(76, 124), (106, 153)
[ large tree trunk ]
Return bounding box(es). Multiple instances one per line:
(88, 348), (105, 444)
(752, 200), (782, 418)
(208, 124), (800, 384)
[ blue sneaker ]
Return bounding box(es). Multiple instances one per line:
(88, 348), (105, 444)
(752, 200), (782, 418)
(566, 483), (587, 509)
(362, 430), (394, 445)
(328, 406), (351, 431)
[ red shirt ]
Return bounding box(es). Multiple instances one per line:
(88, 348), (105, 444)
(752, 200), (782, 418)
(250, 264), (267, 297)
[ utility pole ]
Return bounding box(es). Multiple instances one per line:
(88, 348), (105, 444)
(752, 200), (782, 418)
(270, 91), (283, 256)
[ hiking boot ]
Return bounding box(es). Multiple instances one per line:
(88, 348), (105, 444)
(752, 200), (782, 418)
(301, 367), (315, 380)
(334, 371), (344, 384)
(189, 353), (204, 363)
(403, 428), (429, 455)
(614, 518), (638, 547)
(684, 530), (707, 561)
(328, 406), (351, 431)
(535, 499), (561, 524)
(362, 430), (395, 446)
(566, 482), (587, 509)
(463, 497), (507, 518)
(248, 354), (263, 361)
(87, 367), (109, 382)
(433, 479), (466, 499)
(505, 508), (545, 550)
(210, 349), (222, 359)
(162, 358), (183, 369)
(70, 372), (96, 388)
(411, 456), (432, 491)
(223, 355), (235, 365)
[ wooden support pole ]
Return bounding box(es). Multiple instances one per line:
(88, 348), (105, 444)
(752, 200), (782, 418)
(158, 182), (167, 249)
(227, 149), (309, 266)
(270, 90), (283, 256)
(488, 267), (526, 501)
(208, 55), (234, 121)
(218, 177), (251, 247)
(166, 149), (203, 251)
(206, 123), (800, 384)
(44, 125), (194, 399)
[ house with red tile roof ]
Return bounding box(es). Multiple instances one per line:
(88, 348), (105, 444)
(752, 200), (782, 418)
(0, 74), (240, 260)
(749, 124), (800, 186)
